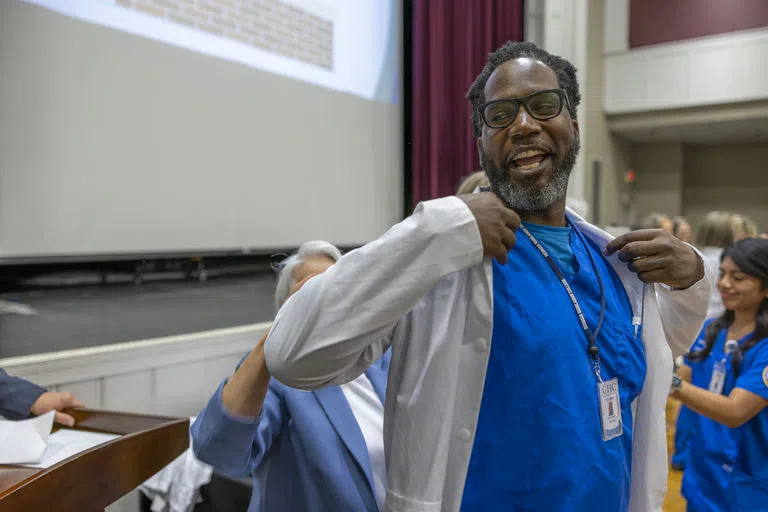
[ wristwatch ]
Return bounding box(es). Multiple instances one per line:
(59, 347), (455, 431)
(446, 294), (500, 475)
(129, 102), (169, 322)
(670, 374), (683, 395)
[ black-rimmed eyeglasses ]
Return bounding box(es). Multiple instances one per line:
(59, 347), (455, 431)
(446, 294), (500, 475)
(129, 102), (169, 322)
(479, 89), (570, 130)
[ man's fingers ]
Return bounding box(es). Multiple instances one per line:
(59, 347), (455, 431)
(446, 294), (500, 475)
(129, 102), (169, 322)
(501, 230), (517, 253)
(54, 411), (76, 427)
(636, 269), (668, 284)
(61, 393), (84, 408)
(605, 229), (661, 255)
(627, 256), (669, 274)
(503, 208), (521, 230)
(616, 240), (665, 262)
(57, 392), (84, 409)
(490, 240), (508, 265)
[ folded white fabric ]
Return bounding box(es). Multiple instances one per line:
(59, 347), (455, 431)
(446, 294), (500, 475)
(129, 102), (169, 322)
(139, 419), (213, 512)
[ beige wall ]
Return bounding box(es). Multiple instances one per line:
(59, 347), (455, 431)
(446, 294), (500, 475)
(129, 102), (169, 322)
(631, 142), (684, 222)
(581, 0), (632, 226)
(684, 143), (768, 232)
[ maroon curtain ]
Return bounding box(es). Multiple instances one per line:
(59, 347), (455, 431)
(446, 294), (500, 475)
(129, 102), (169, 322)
(410, 0), (524, 208)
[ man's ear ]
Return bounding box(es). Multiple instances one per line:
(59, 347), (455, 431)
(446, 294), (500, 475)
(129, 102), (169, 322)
(572, 120), (580, 144)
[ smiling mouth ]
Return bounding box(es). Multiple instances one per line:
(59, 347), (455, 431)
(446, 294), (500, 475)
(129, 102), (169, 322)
(510, 149), (551, 171)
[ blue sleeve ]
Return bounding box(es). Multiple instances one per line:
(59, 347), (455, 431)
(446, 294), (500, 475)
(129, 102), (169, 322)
(191, 378), (287, 479)
(0, 368), (47, 420)
(734, 340), (768, 401)
(683, 320), (713, 365)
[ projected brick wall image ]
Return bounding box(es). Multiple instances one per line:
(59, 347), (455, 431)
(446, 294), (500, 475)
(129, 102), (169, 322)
(116, 0), (334, 69)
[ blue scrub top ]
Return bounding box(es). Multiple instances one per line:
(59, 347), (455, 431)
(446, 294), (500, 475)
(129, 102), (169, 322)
(727, 336), (768, 511)
(682, 324), (740, 512)
(683, 325), (768, 512)
(461, 222), (646, 511)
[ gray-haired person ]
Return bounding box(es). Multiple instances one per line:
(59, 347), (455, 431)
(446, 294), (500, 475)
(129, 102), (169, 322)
(192, 241), (390, 512)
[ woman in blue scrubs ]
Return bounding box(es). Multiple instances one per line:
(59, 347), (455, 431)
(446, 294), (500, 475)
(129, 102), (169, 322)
(672, 237), (768, 511)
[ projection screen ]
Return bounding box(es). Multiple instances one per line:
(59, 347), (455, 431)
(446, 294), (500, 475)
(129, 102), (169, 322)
(0, 0), (403, 262)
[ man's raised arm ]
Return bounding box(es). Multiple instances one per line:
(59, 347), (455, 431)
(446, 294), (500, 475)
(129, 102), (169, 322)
(264, 193), (520, 389)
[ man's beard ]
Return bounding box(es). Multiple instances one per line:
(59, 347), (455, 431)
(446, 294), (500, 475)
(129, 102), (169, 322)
(481, 139), (579, 213)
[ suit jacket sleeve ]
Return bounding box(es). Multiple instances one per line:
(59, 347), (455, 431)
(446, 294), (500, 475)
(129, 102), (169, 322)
(0, 368), (47, 420)
(263, 196), (484, 390)
(191, 379), (287, 479)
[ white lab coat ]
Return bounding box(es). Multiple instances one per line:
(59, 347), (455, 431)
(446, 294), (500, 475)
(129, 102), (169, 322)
(264, 196), (714, 512)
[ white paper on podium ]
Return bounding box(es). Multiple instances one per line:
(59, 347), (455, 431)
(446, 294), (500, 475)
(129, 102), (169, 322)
(0, 410), (55, 464)
(20, 429), (120, 469)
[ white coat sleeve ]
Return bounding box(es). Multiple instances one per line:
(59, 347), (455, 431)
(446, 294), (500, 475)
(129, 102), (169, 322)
(654, 246), (716, 357)
(263, 196), (484, 390)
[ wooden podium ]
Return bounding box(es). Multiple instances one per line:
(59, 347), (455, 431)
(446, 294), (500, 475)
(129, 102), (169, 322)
(0, 409), (189, 512)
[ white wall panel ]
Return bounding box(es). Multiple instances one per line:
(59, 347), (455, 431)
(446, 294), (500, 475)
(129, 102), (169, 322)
(605, 28), (768, 113)
(101, 370), (155, 414)
(646, 51), (688, 107)
(1, 324), (267, 415)
(154, 355), (242, 417)
(688, 43), (736, 104)
(740, 38), (768, 98)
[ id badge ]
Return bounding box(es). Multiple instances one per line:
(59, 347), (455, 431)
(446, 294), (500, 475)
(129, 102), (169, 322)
(598, 378), (623, 441)
(709, 361), (726, 395)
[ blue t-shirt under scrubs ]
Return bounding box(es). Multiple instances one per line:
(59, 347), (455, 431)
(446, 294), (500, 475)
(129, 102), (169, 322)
(683, 323), (768, 512)
(461, 222), (647, 512)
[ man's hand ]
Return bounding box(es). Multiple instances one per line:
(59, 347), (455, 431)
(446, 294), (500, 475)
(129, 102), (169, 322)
(30, 391), (84, 427)
(459, 192), (520, 264)
(605, 229), (704, 289)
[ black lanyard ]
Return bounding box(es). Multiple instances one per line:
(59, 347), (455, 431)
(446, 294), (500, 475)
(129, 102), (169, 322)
(518, 222), (607, 382)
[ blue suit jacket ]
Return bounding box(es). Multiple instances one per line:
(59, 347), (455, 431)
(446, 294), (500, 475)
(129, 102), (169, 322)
(0, 368), (46, 420)
(192, 351), (390, 512)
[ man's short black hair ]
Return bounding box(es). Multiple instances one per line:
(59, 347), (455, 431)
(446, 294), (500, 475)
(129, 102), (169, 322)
(466, 41), (581, 138)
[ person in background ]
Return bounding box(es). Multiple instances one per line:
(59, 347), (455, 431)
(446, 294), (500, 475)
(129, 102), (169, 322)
(697, 211), (739, 319)
(0, 368), (83, 426)
(192, 241), (389, 512)
(742, 216), (759, 239)
(263, 41), (713, 511)
(642, 212), (674, 233)
(673, 216), (693, 244)
(732, 213), (759, 242)
(456, 170), (490, 195)
(673, 210), (740, 469)
(672, 238), (768, 512)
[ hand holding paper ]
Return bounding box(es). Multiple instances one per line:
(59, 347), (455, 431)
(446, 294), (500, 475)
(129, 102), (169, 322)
(30, 391), (84, 427)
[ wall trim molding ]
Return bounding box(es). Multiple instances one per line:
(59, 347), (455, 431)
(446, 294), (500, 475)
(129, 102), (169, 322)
(0, 323), (271, 387)
(607, 99), (768, 133)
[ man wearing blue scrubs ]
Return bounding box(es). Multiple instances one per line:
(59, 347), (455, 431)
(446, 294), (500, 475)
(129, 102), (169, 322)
(263, 41), (711, 512)
(459, 43), (700, 511)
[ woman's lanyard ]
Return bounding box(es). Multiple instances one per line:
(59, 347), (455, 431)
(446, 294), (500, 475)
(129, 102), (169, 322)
(710, 338), (740, 395)
(518, 223), (606, 382)
(518, 222), (623, 442)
